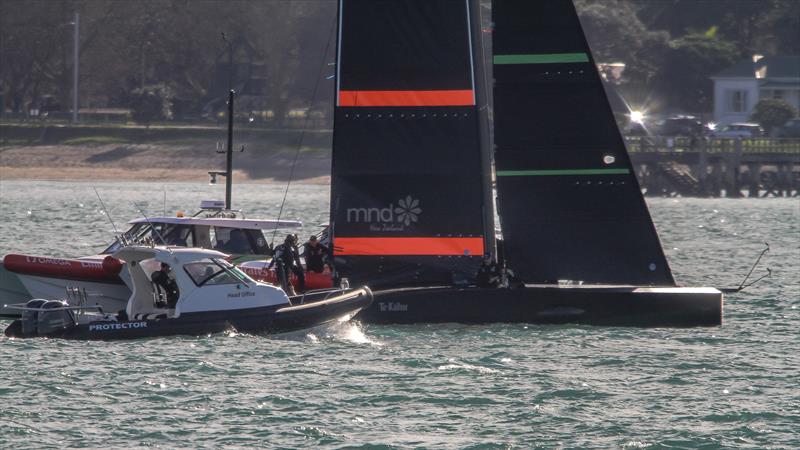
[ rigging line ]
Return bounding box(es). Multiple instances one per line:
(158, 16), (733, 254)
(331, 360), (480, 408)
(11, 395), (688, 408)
(270, 13), (337, 246)
(738, 242), (769, 290)
(93, 187), (121, 237)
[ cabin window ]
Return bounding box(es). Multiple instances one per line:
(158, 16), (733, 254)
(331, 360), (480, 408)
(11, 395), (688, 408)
(183, 258), (250, 286)
(163, 225), (194, 247)
(212, 227), (254, 254)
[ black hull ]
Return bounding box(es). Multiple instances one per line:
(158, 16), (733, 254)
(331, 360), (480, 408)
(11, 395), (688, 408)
(356, 285), (722, 327)
(5, 288), (372, 340)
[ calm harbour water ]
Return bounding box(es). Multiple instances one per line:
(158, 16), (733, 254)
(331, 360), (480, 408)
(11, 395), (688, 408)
(1, 180), (798, 449)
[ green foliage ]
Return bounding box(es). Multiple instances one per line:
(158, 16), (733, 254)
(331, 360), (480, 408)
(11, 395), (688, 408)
(1, 0), (797, 120)
(62, 136), (129, 145)
(635, 0), (796, 57)
(750, 99), (798, 132)
(129, 84), (174, 126)
(576, 0), (669, 85)
(655, 33), (739, 112)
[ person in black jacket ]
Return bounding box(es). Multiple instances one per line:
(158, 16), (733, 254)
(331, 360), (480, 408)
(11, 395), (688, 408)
(151, 262), (179, 308)
(302, 235), (329, 273)
(268, 234), (305, 294)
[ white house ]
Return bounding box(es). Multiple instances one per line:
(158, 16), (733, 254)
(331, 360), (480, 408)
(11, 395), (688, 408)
(711, 55), (800, 126)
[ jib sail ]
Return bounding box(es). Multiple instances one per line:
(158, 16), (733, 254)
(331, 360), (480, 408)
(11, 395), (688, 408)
(492, 0), (675, 285)
(330, 0), (486, 288)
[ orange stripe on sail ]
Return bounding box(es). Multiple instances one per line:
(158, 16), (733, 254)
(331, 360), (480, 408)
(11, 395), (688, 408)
(338, 90), (474, 107)
(334, 237), (484, 256)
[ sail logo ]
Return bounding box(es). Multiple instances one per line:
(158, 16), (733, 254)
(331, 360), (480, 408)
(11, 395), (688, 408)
(346, 196), (422, 231)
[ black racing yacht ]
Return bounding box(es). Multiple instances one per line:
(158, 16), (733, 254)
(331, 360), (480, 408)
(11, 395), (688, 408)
(326, 0), (722, 326)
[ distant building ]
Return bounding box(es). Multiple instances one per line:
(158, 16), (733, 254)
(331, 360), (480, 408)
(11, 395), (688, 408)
(711, 55), (800, 126)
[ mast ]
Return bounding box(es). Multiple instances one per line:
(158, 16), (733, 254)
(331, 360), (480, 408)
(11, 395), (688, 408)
(469, 0), (496, 261)
(225, 89), (234, 210)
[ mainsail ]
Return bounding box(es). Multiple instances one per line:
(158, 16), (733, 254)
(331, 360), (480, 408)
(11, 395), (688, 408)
(492, 0), (675, 285)
(330, 0), (486, 287)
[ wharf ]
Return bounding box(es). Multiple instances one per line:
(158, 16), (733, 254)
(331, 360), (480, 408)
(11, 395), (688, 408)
(626, 136), (800, 197)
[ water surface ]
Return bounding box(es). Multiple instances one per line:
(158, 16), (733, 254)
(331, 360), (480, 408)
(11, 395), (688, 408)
(1, 181), (798, 448)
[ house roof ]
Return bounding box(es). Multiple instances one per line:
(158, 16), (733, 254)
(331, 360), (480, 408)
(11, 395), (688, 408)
(713, 56), (800, 79)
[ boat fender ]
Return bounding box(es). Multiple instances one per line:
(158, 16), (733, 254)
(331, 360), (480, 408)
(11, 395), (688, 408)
(102, 256), (123, 275)
(21, 299), (47, 336)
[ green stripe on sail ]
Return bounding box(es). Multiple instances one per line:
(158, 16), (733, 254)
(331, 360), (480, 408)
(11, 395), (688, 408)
(493, 53), (590, 65)
(496, 168), (630, 177)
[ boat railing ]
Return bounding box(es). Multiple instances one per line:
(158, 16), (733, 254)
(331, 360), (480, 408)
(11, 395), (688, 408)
(3, 303), (104, 313)
(293, 287), (344, 305)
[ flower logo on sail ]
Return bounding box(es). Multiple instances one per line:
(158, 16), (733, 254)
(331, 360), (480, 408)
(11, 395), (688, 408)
(394, 196), (421, 226)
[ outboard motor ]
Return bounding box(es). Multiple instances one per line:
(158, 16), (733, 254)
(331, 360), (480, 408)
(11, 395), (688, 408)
(36, 300), (74, 336)
(20, 299), (47, 336)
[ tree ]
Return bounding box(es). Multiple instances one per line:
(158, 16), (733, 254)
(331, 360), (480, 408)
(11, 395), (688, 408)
(756, 0), (800, 55)
(576, 0), (670, 85)
(129, 84), (173, 126)
(750, 99), (798, 134)
(654, 32), (739, 112)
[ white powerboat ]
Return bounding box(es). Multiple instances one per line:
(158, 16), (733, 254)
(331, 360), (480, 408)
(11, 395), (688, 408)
(4, 246), (371, 340)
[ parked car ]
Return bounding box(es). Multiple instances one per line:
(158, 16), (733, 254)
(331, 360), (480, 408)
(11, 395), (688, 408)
(659, 115), (706, 137)
(775, 118), (800, 138)
(711, 123), (764, 138)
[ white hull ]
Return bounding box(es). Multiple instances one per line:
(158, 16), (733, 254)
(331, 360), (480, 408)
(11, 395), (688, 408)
(0, 262), (32, 317)
(14, 274), (130, 314)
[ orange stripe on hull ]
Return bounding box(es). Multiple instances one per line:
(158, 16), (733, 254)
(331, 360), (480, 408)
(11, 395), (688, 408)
(334, 237), (484, 256)
(338, 90), (474, 107)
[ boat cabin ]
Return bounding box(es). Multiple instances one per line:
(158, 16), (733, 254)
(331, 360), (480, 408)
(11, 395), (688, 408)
(113, 246), (290, 320)
(103, 216), (302, 257)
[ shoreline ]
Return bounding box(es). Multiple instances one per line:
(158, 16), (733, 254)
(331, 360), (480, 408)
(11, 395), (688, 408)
(0, 143), (332, 184)
(0, 166), (331, 184)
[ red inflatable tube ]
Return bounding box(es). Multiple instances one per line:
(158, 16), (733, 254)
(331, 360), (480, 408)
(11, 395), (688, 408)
(3, 254), (123, 283)
(239, 266), (333, 290)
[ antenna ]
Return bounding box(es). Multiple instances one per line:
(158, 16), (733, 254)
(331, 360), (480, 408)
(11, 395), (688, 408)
(93, 187), (122, 240)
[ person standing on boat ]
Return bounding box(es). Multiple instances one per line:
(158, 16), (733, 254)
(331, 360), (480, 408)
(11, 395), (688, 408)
(475, 254), (500, 288)
(302, 235), (329, 273)
(268, 234), (305, 294)
(151, 263), (180, 308)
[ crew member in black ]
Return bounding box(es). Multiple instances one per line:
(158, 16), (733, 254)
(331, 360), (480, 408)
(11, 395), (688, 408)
(151, 262), (179, 308)
(302, 235), (329, 273)
(268, 234), (305, 294)
(475, 254), (500, 288)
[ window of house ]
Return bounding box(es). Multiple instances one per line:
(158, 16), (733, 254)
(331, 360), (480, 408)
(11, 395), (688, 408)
(772, 90), (784, 100)
(727, 90), (747, 112)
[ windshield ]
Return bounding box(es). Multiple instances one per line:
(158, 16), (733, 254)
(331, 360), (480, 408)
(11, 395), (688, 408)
(183, 258), (253, 286)
(103, 223), (195, 253)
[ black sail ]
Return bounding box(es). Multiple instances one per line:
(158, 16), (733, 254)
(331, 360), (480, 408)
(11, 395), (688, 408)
(492, 0), (675, 286)
(330, 0), (486, 288)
